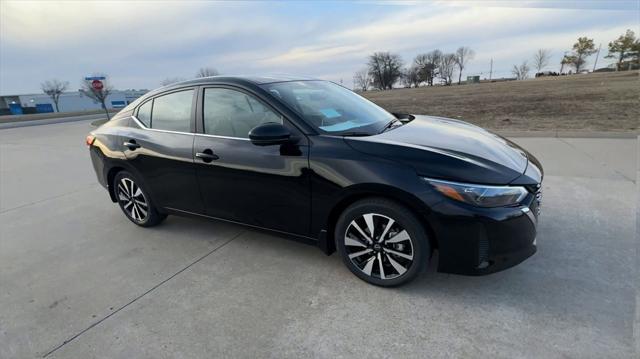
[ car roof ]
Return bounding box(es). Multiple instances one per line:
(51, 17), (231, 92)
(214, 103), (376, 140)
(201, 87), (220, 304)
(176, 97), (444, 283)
(166, 74), (319, 88)
(121, 75), (322, 114)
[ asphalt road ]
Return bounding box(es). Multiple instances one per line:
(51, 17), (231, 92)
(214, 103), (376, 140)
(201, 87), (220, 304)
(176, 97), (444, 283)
(0, 119), (637, 358)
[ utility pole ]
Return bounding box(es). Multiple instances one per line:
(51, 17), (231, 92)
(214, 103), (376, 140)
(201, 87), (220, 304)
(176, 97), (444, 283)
(592, 43), (601, 72)
(489, 58), (493, 81)
(560, 51), (568, 73)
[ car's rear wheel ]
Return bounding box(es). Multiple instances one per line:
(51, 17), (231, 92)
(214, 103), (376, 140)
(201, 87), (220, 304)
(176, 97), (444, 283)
(114, 171), (166, 227)
(335, 198), (429, 287)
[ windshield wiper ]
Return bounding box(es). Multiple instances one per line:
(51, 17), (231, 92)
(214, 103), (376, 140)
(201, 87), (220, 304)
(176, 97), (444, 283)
(379, 118), (402, 134)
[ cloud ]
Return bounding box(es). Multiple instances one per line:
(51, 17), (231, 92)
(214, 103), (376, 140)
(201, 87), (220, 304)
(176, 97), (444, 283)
(253, 3), (636, 80)
(2, 1), (195, 46)
(0, 1), (636, 93)
(259, 44), (369, 67)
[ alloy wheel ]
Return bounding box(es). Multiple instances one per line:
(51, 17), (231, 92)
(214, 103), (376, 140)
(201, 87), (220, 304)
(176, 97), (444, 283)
(117, 177), (149, 223)
(344, 213), (414, 280)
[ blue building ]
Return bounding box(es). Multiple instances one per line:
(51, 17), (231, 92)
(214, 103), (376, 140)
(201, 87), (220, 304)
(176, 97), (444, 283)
(0, 89), (148, 115)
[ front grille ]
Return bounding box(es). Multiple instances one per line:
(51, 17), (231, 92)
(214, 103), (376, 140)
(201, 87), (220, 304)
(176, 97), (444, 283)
(477, 233), (490, 268)
(478, 237), (489, 263)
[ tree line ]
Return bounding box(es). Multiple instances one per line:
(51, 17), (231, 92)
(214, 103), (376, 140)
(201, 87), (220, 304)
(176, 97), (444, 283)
(514, 29), (639, 80)
(354, 46), (475, 91)
(356, 29), (640, 90)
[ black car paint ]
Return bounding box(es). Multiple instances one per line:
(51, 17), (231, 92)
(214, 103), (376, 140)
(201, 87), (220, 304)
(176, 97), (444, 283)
(346, 115), (530, 185)
(192, 131), (311, 235)
(89, 76), (543, 276)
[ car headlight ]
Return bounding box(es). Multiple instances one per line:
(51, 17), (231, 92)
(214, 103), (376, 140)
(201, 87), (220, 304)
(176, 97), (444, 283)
(424, 178), (528, 208)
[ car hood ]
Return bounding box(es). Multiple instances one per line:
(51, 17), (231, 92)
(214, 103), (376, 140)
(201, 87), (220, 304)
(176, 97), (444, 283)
(345, 115), (538, 185)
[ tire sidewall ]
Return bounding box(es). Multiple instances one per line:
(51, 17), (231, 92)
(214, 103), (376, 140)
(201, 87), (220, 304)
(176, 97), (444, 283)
(335, 199), (429, 287)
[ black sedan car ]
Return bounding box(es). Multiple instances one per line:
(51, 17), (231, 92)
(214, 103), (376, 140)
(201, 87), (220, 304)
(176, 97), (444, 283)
(87, 76), (543, 286)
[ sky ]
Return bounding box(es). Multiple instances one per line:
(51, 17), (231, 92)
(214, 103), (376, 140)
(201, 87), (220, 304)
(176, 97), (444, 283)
(0, 0), (638, 94)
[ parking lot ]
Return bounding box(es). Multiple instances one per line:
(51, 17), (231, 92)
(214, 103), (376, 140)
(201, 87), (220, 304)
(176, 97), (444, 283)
(0, 119), (637, 358)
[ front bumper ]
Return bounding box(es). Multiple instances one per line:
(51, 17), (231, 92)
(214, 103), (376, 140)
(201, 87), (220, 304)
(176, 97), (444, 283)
(424, 190), (540, 276)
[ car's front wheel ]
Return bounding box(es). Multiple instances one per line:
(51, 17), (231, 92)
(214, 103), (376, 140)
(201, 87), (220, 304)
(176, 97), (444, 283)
(335, 198), (430, 287)
(114, 171), (166, 227)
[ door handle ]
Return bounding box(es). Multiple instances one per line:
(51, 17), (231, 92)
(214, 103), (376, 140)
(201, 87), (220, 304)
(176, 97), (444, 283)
(123, 140), (141, 150)
(195, 149), (219, 163)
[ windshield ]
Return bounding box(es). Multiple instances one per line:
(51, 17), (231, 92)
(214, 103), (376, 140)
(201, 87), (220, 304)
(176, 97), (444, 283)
(261, 81), (395, 135)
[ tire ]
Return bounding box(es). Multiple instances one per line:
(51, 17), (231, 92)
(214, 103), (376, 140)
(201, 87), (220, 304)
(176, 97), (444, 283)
(113, 171), (167, 227)
(335, 198), (430, 287)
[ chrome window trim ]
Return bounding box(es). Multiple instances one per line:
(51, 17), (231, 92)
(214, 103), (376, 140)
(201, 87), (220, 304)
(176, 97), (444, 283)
(195, 132), (251, 141)
(130, 115), (194, 136)
(131, 115), (251, 141)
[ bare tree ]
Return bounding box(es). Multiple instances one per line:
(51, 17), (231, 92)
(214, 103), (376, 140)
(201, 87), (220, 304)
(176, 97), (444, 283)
(533, 49), (551, 72)
(41, 79), (69, 112)
(454, 46), (475, 84)
(414, 50), (442, 86)
(439, 53), (457, 85)
(195, 67), (219, 78)
(402, 65), (421, 88)
(353, 69), (372, 91)
(160, 77), (186, 86)
(367, 52), (403, 90)
(80, 74), (113, 120)
(511, 61), (531, 80)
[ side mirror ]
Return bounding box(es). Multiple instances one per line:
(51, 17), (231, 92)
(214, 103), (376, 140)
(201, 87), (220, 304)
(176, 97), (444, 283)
(249, 122), (291, 146)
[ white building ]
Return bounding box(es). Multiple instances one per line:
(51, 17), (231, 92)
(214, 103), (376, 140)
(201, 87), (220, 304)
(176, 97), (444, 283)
(0, 89), (148, 115)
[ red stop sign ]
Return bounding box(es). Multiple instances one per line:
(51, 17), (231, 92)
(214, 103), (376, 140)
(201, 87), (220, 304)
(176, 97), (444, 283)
(91, 80), (103, 91)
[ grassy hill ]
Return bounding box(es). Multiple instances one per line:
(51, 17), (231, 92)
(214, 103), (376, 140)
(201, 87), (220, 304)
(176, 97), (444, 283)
(363, 71), (639, 132)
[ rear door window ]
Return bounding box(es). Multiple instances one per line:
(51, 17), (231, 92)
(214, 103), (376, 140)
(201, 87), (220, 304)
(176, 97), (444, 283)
(138, 90), (194, 132)
(151, 90), (194, 132)
(136, 100), (152, 127)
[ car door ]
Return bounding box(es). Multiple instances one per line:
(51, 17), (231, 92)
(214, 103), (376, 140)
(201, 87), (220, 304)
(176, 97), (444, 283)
(193, 86), (310, 235)
(121, 88), (204, 213)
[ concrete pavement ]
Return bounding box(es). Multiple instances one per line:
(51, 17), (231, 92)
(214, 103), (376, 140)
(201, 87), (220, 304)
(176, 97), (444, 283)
(0, 120), (637, 358)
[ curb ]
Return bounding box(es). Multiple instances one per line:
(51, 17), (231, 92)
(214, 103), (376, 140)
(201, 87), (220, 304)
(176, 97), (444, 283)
(0, 114), (107, 130)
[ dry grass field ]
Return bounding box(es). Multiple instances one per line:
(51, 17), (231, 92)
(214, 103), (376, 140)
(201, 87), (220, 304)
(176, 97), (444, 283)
(363, 71), (639, 132)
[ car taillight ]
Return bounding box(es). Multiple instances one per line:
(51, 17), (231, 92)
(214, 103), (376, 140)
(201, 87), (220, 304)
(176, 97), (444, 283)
(86, 135), (96, 147)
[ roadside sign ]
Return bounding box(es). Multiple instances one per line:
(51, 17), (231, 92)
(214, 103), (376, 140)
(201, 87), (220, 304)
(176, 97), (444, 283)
(92, 80), (104, 91)
(85, 76), (106, 81)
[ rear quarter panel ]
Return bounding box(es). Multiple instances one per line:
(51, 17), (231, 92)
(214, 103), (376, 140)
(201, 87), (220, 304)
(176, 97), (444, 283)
(89, 116), (129, 189)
